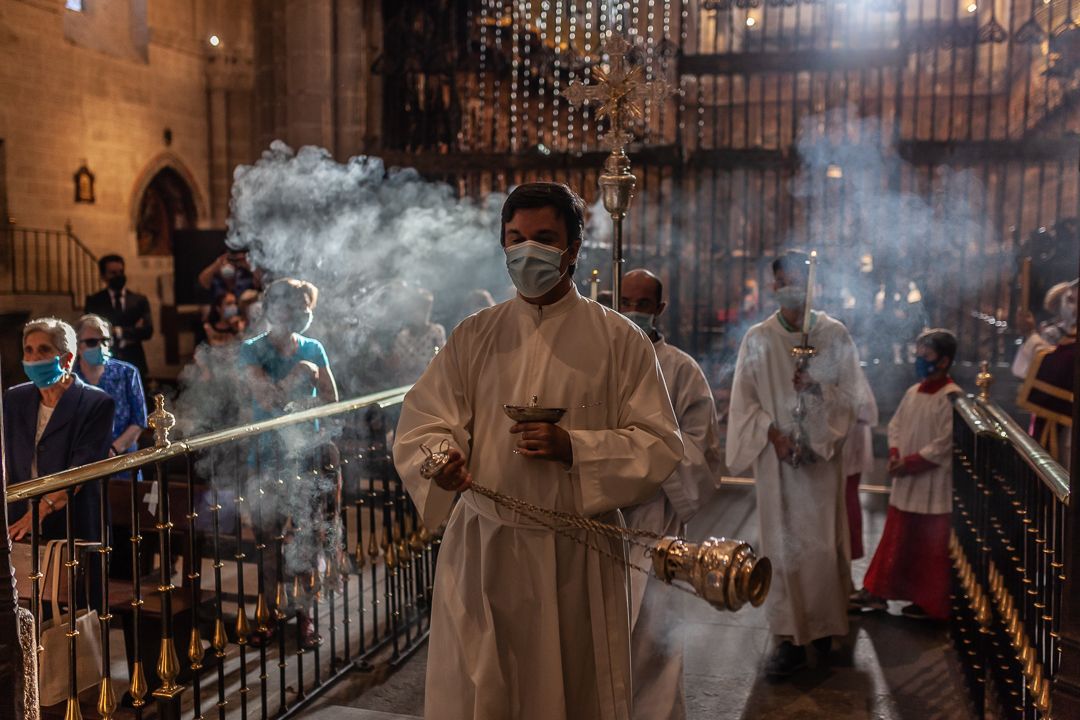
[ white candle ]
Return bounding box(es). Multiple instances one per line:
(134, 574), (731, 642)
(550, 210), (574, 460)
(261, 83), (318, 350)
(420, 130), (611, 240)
(802, 251), (818, 332)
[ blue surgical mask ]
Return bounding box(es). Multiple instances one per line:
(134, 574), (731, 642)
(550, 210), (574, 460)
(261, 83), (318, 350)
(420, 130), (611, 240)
(222, 305), (239, 320)
(776, 286), (806, 311)
(505, 241), (567, 298)
(23, 356), (66, 388)
(624, 311), (656, 335)
(915, 356), (938, 380)
(81, 345), (109, 366)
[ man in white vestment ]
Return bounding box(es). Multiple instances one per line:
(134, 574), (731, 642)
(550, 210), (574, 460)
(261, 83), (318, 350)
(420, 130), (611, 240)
(393, 183), (683, 720)
(725, 250), (860, 678)
(618, 269), (724, 720)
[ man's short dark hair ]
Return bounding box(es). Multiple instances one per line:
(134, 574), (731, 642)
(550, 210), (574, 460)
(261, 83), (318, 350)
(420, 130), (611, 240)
(500, 182), (585, 249)
(917, 328), (958, 364)
(98, 254), (125, 275)
(771, 250), (810, 278)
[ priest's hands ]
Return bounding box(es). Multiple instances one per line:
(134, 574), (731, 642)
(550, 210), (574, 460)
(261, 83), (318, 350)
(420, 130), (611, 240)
(767, 425), (796, 465)
(792, 368), (821, 395)
(510, 422), (574, 465)
(434, 449), (472, 492)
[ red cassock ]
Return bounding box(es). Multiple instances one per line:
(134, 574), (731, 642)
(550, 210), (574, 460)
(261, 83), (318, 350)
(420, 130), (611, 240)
(863, 507), (952, 620)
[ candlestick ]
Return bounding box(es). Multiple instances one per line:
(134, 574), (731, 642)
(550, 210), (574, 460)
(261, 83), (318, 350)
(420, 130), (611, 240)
(802, 250), (818, 337)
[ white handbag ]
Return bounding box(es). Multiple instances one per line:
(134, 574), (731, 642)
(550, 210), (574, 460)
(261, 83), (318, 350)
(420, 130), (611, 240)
(37, 539), (103, 707)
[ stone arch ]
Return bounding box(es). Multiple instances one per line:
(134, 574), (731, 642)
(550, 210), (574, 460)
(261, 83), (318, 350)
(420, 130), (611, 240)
(128, 152), (208, 232)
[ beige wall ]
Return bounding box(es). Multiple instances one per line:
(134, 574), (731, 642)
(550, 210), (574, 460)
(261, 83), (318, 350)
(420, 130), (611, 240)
(0, 0), (252, 378)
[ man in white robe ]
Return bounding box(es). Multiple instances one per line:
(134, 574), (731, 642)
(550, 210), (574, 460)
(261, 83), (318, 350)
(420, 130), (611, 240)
(725, 250), (860, 678)
(618, 268), (724, 720)
(393, 183), (683, 720)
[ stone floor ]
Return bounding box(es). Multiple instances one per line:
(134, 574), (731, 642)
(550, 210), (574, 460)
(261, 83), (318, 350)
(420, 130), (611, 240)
(300, 479), (972, 720)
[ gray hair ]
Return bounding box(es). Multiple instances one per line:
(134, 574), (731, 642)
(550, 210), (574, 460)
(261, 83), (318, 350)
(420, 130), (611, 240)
(75, 313), (112, 339)
(23, 317), (78, 357)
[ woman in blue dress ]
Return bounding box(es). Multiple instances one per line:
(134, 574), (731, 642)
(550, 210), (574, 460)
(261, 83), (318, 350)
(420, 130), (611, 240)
(239, 278), (340, 648)
(74, 315), (147, 457)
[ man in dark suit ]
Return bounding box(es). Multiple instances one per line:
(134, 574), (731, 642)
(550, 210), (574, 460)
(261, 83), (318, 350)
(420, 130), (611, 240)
(84, 254), (154, 378)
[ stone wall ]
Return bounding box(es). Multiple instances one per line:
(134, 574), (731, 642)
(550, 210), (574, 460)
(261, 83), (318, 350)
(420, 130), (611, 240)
(0, 0), (252, 379)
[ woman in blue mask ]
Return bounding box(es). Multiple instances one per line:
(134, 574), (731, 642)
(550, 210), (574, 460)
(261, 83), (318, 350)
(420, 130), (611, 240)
(74, 314), (148, 459)
(5, 318), (115, 606)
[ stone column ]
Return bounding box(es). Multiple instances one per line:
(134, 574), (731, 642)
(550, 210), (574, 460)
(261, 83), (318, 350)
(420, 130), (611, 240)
(284, 0), (335, 150)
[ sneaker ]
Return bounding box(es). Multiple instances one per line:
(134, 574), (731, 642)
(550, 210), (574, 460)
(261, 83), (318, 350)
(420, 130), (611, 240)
(901, 603), (929, 620)
(765, 641), (807, 679)
(849, 588), (887, 613)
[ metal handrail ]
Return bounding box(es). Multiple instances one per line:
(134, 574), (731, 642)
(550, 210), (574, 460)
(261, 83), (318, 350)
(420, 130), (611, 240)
(975, 395), (1071, 503)
(952, 393), (1000, 438)
(5, 384), (413, 503)
(952, 392), (1070, 502)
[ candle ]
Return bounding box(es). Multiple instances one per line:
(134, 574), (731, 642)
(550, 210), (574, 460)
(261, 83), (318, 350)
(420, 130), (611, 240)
(589, 268), (600, 301)
(802, 251), (818, 332)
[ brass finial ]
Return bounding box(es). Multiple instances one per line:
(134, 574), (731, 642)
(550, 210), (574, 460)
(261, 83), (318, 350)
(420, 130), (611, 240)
(212, 617), (228, 655)
(129, 660), (148, 707)
(188, 626), (205, 669)
(148, 394), (176, 447)
(97, 676), (118, 720)
(975, 361), (993, 400)
(153, 636), (182, 698)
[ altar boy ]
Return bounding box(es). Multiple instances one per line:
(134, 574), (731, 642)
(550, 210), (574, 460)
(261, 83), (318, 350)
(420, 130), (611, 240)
(854, 328), (961, 620)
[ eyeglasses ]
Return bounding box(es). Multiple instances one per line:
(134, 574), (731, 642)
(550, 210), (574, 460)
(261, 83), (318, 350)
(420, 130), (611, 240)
(78, 338), (108, 348)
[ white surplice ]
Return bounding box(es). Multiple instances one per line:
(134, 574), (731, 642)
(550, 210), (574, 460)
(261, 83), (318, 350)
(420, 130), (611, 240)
(841, 365), (878, 480)
(623, 338), (723, 720)
(725, 311), (859, 646)
(393, 286), (683, 720)
(886, 380), (962, 515)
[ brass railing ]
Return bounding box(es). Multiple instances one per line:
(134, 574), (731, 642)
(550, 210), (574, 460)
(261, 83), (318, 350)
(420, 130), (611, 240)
(0, 225), (99, 308)
(951, 390), (1070, 719)
(2, 384), (433, 720)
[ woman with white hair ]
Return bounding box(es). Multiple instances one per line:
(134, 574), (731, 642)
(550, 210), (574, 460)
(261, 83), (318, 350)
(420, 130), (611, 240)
(5, 317), (115, 584)
(73, 314), (147, 459)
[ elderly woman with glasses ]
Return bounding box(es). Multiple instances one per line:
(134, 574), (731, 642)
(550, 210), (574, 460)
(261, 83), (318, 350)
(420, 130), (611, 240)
(74, 314), (147, 458)
(5, 317), (115, 555)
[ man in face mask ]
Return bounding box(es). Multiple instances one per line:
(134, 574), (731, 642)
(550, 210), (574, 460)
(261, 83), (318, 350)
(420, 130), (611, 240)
(726, 250), (862, 679)
(618, 268), (723, 720)
(394, 182), (683, 720)
(84, 254), (154, 379)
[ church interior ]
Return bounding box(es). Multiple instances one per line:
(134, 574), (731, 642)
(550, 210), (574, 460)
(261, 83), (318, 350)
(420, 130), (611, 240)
(0, 0), (1078, 718)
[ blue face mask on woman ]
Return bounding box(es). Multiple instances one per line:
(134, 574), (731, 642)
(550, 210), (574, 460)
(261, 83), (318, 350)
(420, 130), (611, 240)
(915, 355), (939, 380)
(23, 356), (67, 388)
(505, 241), (567, 298)
(81, 345), (109, 366)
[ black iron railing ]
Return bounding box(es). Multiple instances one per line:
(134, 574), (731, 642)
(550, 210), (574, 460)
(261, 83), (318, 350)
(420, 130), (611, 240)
(2, 385), (433, 720)
(0, 225), (99, 308)
(951, 387), (1069, 719)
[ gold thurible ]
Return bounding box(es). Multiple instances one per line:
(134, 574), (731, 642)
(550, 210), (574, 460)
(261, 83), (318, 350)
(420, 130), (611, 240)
(188, 626), (205, 669)
(212, 617), (228, 656)
(97, 676), (118, 720)
(153, 636), (182, 697)
(129, 660), (148, 707)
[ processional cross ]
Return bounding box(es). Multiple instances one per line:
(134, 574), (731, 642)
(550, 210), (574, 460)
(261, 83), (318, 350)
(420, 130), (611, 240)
(560, 33), (670, 307)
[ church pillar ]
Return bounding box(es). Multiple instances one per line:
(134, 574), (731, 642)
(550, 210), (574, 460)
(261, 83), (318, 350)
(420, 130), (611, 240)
(333, 0), (363, 157)
(284, 0), (335, 150)
(206, 43), (254, 226)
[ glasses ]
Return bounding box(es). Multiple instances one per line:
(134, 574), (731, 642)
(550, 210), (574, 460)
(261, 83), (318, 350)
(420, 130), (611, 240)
(78, 338), (108, 348)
